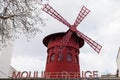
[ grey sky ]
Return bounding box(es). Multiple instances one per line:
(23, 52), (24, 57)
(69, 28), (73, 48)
(11, 0), (120, 76)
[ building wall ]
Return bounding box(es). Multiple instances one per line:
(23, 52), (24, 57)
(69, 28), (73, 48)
(116, 47), (120, 77)
(0, 16), (16, 78)
(9, 66), (17, 78)
(0, 45), (13, 78)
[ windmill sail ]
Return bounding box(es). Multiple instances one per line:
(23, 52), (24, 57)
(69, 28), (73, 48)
(42, 4), (102, 53)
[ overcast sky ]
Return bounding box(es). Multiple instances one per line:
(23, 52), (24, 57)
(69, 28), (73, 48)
(11, 0), (120, 76)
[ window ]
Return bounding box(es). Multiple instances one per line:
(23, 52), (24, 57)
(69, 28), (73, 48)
(75, 56), (78, 64)
(58, 52), (62, 61)
(50, 54), (55, 62)
(67, 52), (72, 61)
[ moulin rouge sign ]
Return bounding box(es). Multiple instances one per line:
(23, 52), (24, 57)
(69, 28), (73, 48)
(12, 71), (99, 79)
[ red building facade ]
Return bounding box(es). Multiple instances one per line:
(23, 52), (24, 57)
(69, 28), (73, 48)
(43, 32), (84, 78)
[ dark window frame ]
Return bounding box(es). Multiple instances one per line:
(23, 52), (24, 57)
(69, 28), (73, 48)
(67, 52), (72, 61)
(50, 53), (55, 62)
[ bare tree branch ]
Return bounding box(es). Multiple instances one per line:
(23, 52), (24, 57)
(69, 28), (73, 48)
(0, 0), (48, 50)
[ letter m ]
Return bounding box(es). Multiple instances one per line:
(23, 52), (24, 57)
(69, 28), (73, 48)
(12, 71), (21, 78)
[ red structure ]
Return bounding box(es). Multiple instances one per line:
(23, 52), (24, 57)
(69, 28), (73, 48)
(43, 33), (84, 78)
(42, 4), (102, 78)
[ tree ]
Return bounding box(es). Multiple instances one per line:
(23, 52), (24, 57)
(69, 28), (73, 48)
(0, 0), (48, 50)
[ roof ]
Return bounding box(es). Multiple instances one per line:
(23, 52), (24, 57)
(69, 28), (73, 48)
(43, 32), (84, 48)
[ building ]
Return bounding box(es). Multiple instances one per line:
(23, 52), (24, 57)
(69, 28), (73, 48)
(0, 17), (16, 78)
(43, 32), (84, 78)
(0, 44), (16, 78)
(116, 47), (120, 77)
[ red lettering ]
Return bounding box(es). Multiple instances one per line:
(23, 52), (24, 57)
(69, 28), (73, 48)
(34, 71), (38, 78)
(12, 71), (21, 78)
(84, 71), (92, 78)
(81, 71), (84, 78)
(21, 71), (29, 78)
(12, 70), (98, 79)
(93, 71), (98, 78)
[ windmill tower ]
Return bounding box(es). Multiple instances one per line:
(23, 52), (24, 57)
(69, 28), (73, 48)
(42, 4), (102, 78)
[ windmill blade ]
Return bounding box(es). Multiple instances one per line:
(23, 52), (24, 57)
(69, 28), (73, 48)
(60, 29), (73, 47)
(74, 6), (90, 27)
(76, 30), (102, 53)
(42, 4), (71, 28)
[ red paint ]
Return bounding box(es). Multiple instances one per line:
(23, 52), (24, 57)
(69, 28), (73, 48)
(43, 32), (84, 78)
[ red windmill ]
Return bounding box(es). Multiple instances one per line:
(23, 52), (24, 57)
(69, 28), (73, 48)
(42, 4), (102, 78)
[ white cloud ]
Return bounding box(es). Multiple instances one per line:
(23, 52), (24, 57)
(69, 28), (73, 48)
(12, 56), (45, 71)
(11, 0), (120, 76)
